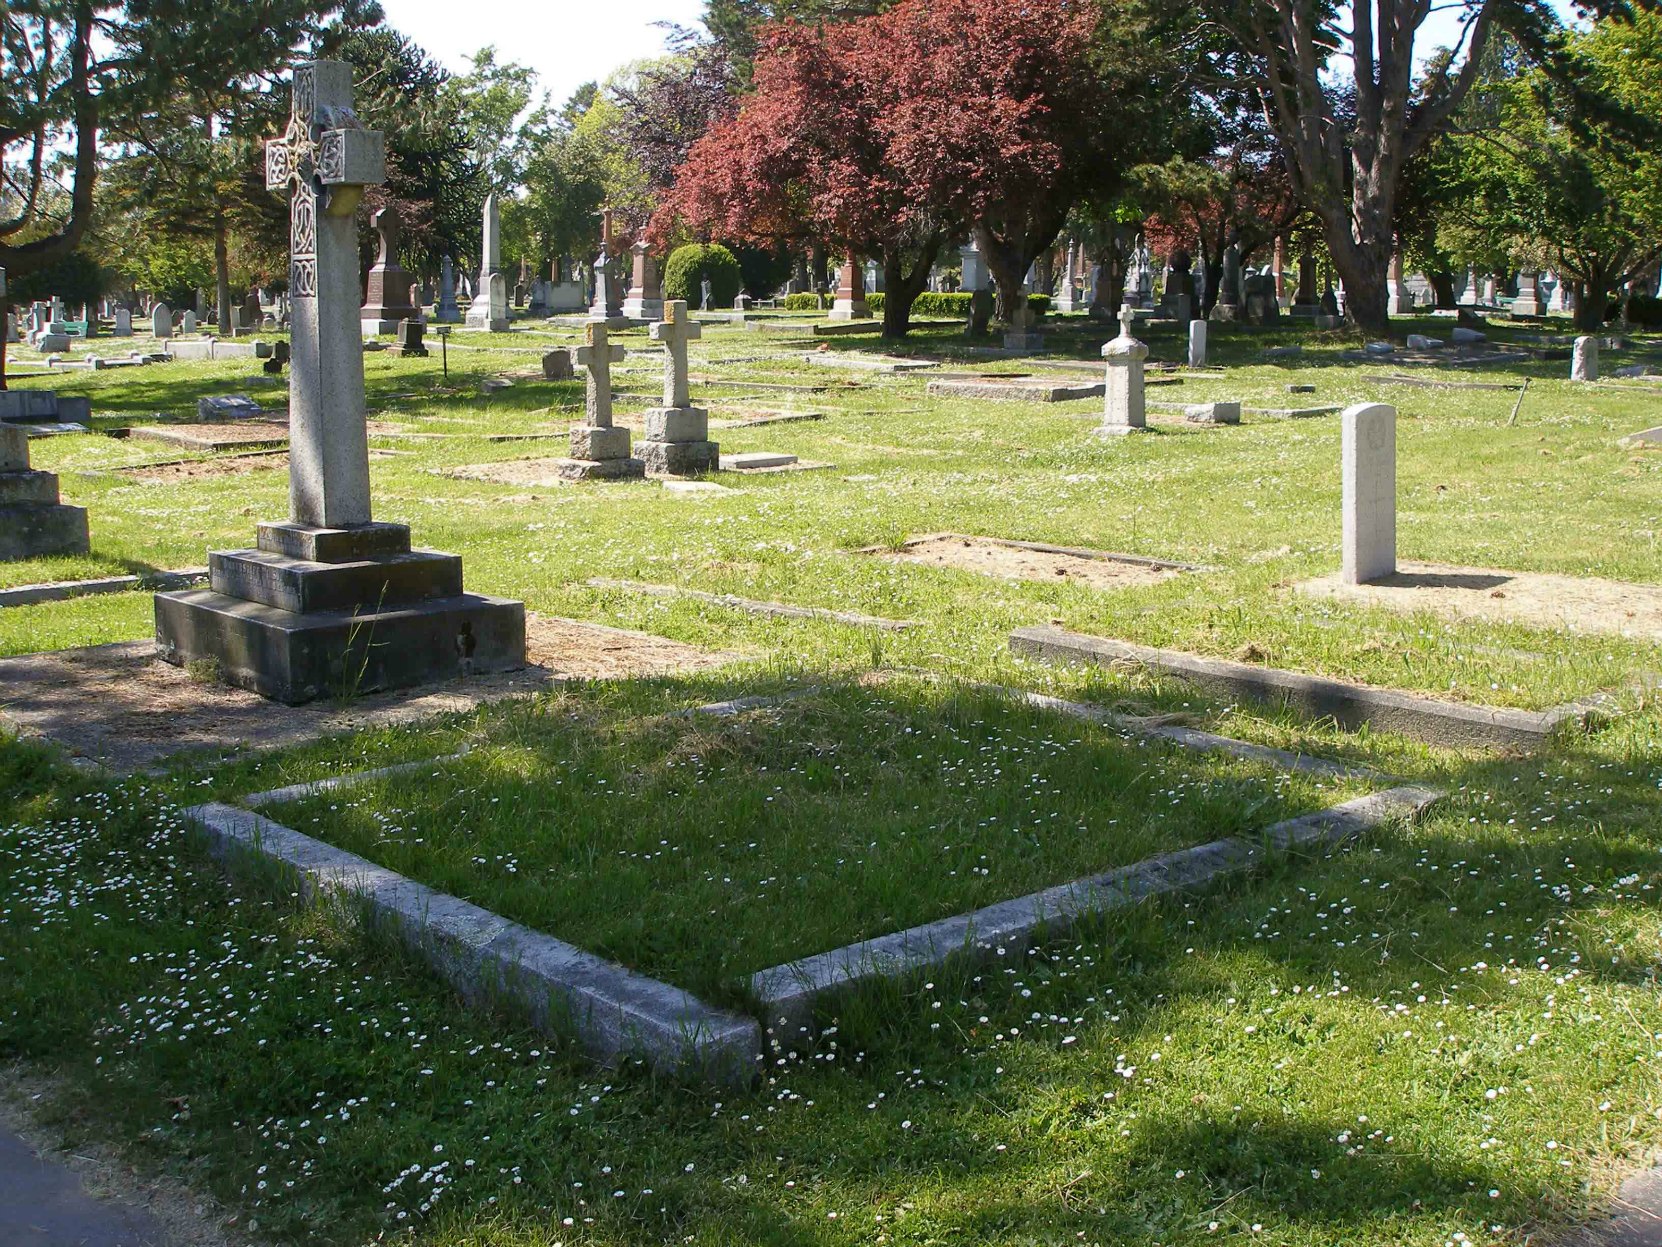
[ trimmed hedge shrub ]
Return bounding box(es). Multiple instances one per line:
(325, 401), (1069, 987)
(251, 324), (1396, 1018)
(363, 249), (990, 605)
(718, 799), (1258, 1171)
(663, 244), (743, 308)
(783, 292), (830, 311)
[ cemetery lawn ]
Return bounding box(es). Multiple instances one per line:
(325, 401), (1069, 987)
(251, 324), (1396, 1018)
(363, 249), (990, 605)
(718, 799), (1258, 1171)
(247, 677), (1369, 997)
(4, 711), (1662, 1247)
(3, 314), (1662, 1246)
(1, 314), (1659, 712)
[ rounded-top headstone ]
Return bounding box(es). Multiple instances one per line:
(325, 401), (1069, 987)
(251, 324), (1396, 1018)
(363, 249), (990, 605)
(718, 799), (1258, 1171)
(151, 304), (172, 338)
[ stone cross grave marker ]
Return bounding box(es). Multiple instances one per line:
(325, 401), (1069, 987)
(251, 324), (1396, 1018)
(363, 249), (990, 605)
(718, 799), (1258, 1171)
(1096, 304), (1149, 436)
(576, 322), (626, 427)
(154, 59), (524, 705)
(1341, 402), (1396, 585)
(651, 299), (702, 408)
(639, 301), (718, 474)
(561, 322), (643, 479)
(263, 60), (385, 528)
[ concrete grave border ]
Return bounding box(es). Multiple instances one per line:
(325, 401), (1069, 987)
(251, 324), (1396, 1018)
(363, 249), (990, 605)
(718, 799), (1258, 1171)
(1009, 624), (1601, 750)
(183, 801), (762, 1085)
(0, 568), (206, 609)
(750, 785), (1440, 1041)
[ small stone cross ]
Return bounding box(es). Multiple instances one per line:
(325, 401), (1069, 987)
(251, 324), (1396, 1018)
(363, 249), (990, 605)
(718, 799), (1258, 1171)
(264, 60), (386, 530)
(649, 300), (702, 408)
(1117, 303), (1137, 340)
(575, 323), (627, 427)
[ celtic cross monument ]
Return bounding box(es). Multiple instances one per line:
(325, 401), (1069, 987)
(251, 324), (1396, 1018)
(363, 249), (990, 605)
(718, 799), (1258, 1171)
(155, 61), (524, 704)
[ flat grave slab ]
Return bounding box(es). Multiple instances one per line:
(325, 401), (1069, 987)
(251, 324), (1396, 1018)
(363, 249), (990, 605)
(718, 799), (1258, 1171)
(1619, 426), (1662, 449)
(1364, 372), (1524, 392)
(126, 420), (290, 451)
(0, 615), (736, 773)
(723, 451), (798, 470)
(711, 410), (825, 428)
(1295, 560), (1662, 642)
(440, 456), (649, 488)
(801, 352), (937, 373)
(926, 378), (1104, 402)
(872, 533), (1196, 591)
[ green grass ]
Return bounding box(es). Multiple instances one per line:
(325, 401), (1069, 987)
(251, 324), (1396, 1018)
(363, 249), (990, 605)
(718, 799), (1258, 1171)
(255, 677), (1368, 998)
(3, 311), (1662, 1246)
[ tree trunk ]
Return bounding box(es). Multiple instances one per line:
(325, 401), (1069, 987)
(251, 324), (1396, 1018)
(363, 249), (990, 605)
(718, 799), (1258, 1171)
(1319, 203), (1393, 335)
(1571, 283), (1607, 331)
(880, 238), (942, 339)
(0, 298), (9, 391)
(1429, 270), (1456, 309)
(976, 226), (1028, 324)
(1094, 231), (1130, 318)
(214, 205), (232, 333)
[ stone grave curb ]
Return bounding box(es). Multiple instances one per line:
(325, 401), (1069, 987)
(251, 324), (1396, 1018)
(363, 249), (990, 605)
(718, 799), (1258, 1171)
(182, 801), (762, 1086)
(0, 568), (206, 609)
(750, 785), (1440, 1042)
(1009, 624), (1589, 749)
(992, 686), (1383, 781)
(242, 749), (474, 808)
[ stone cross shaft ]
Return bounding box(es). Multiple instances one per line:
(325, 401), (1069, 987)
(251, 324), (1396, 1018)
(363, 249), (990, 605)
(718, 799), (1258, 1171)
(1117, 304), (1136, 340)
(649, 300), (702, 408)
(265, 60), (386, 529)
(575, 324), (627, 427)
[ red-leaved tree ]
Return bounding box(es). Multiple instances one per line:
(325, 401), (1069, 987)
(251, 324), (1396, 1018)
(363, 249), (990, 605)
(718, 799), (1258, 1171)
(655, 0), (1119, 335)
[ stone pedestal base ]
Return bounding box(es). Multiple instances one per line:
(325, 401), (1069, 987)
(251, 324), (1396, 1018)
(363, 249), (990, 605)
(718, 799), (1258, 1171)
(640, 440), (719, 476)
(154, 521), (525, 705)
(1003, 332), (1046, 351)
(638, 406), (720, 475)
(623, 298), (664, 321)
(1091, 423), (1149, 437)
(1289, 303), (1319, 318)
(361, 316), (414, 337)
(557, 457), (646, 481)
(0, 494), (89, 559)
(570, 425), (632, 461)
(827, 299), (869, 321)
(1511, 297), (1544, 317)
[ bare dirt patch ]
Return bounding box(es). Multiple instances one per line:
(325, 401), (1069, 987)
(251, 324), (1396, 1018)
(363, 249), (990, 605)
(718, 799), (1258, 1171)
(0, 616), (735, 773)
(874, 533), (1193, 590)
(119, 451), (290, 483)
(1296, 560), (1662, 640)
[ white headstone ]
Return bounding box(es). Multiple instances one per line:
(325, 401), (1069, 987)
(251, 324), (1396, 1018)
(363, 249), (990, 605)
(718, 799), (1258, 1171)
(1187, 319), (1207, 368)
(113, 307), (132, 336)
(1341, 402), (1396, 585)
(1572, 335), (1599, 382)
(1096, 305), (1148, 436)
(151, 303), (172, 339)
(181, 310), (198, 334)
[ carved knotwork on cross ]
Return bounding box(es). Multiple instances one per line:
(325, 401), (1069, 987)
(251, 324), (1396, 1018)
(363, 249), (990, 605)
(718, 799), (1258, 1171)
(265, 62), (386, 300)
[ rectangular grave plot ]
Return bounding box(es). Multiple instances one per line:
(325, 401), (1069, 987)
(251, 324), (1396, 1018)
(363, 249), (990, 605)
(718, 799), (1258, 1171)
(244, 678), (1361, 1003)
(869, 533), (1200, 591)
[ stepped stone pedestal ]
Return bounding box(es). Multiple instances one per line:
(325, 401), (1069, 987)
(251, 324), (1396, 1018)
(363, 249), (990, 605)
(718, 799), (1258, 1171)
(156, 521), (524, 704)
(0, 425), (89, 560)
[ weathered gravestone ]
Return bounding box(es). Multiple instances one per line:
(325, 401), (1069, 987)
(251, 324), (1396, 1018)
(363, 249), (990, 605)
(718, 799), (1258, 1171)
(0, 423), (89, 560)
(542, 348), (574, 380)
(151, 304), (172, 339)
(113, 307), (132, 336)
(1096, 305), (1148, 436)
(361, 208), (418, 335)
(589, 209), (625, 324)
(1341, 403), (1396, 585)
(559, 324), (644, 481)
(638, 301), (718, 475)
(434, 255), (461, 323)
(396, 317), (428, 357)
(154, 59), (524, 704)
(1572, 336), (1599, 382)
(829, 252), (868, 321)
(622, 241), (664, 322)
